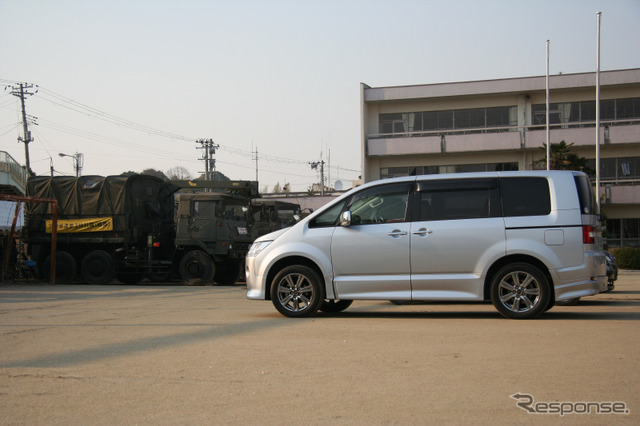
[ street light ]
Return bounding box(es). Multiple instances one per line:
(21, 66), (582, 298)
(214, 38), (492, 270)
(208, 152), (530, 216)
(58, 152), (84, 177)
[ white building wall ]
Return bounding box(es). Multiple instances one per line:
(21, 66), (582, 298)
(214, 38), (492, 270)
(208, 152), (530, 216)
(361, 69), (640, 247)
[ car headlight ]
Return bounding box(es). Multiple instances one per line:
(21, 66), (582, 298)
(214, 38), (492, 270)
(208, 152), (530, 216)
(248, 240), (273, 257)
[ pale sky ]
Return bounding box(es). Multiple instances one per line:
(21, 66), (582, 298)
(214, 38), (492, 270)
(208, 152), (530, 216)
(1, 0), (639, 192)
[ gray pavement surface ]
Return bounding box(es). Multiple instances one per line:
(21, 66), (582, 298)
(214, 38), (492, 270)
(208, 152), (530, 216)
(1, 272), (639, 425)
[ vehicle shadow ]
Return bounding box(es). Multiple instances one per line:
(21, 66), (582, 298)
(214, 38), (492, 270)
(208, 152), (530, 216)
(318, 299), (640, 321)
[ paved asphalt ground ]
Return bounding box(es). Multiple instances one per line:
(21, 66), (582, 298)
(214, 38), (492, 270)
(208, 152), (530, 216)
(1, 272), (639, 425)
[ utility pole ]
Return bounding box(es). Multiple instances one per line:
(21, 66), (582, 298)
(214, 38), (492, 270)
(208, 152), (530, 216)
(58, 152), (83, 177)
(10, 83), (38, 176)
(309, 159), (326, 196)
(196, 139), (218, 181)
(253, 146), (259, 183)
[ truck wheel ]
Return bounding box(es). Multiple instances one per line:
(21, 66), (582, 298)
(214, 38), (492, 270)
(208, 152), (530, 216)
(179, 250), (215, 285)
(214, 261), (241, 286)
(41, 251), (77, 283)
(81, 250), (114, 285)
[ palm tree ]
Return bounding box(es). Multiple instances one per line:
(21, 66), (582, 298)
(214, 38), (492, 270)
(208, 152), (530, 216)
(532, 141), (592, 173)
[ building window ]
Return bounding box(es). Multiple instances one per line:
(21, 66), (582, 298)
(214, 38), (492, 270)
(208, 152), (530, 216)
(617, 98), (640, 119)
(421, 110), (454, 131)
(454, 108), (485, 129)
(487, 106), (516, 127)
(532, 97), (640, 126)
(379, 106), (516, 135)
(532, 103), (563, 125)
(379, 113), (408, 134)
(606, 218), (640, 248)
(586, 156), (640, 181)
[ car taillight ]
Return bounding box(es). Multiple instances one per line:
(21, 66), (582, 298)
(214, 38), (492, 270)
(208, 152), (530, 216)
(583, 225), (595, 244)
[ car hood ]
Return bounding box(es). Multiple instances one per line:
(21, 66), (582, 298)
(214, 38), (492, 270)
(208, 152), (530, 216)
(255, 227), (290, 243)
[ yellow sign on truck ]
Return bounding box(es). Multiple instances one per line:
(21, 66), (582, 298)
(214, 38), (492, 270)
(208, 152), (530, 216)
(46, 217), (113, 233)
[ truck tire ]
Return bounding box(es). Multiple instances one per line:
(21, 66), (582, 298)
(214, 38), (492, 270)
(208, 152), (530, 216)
(179, 250), (215, 285)
(41, 251), (77, 283)
(214, 261), (241, 286)
(81, 250), (115, 285)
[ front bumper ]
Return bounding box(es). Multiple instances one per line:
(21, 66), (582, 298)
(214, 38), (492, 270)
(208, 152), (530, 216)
(245, 256), (267, 300)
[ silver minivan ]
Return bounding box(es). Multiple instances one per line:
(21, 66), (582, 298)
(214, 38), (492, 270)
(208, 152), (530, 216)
(246, 171), (608, 319)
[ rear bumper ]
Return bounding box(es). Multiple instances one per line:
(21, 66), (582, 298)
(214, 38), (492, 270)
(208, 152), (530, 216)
(554, 250), (607, 300)
(554, 275), (608, 301)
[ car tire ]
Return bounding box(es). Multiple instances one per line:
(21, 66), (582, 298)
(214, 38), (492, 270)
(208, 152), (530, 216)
(319, 299), (353, 313)
(270, 265), (325, 317)
(81, 250), (114, 285)
(490, 263), (551, 319)
(179, 250), (215, 285)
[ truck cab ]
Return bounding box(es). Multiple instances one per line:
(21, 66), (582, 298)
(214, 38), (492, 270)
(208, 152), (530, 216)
(174, 193), (255, 285)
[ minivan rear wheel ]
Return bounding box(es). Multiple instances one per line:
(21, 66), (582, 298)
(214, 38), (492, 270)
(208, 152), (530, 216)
(491, 263), (550, 319)
(270, 265), (325, 317)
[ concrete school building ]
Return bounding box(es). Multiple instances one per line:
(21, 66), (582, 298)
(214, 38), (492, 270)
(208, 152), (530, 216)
(360, 68), (640, 248)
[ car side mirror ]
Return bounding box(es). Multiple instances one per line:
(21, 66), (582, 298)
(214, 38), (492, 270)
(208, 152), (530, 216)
(340, 211), (351, 227)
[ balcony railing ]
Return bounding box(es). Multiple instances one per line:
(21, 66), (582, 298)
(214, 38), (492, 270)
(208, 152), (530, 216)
(0, 151), (28, 194)
(367, 117), (640, 140)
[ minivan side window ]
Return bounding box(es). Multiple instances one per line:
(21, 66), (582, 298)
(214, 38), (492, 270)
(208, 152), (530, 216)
(347, 183), (411, 225)
(308, 200), (347, 228)
(416, 179), (500, 221)
(501, 177), (551, 217)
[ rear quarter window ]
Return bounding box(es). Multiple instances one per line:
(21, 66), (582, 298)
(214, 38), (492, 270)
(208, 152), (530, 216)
(574, 175), (597, 214)
(501, 177), (551, 217)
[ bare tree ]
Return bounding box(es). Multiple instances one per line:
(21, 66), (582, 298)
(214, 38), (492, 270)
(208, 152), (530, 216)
(166, 166), (192, 181)
(141, 168), (168, 181)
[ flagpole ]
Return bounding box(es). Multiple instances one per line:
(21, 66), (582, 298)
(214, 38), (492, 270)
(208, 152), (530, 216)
(546, 40), (550, 170)
(596, 12), (602, 213)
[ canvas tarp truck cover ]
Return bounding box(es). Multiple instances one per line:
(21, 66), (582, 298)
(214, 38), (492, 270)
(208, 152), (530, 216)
(26, 175), (178, 243)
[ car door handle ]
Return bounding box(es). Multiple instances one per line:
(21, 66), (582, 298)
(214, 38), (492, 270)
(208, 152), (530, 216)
(387, 230), (408, 237)
(413, 228), (433, 236)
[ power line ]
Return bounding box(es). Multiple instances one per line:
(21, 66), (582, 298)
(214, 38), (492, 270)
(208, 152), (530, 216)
(4, 81), (361, 178)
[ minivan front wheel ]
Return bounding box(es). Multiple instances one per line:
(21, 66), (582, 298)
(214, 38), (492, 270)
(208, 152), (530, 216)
(491, 263), (550, 319)
(271, 265), (325, 317)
